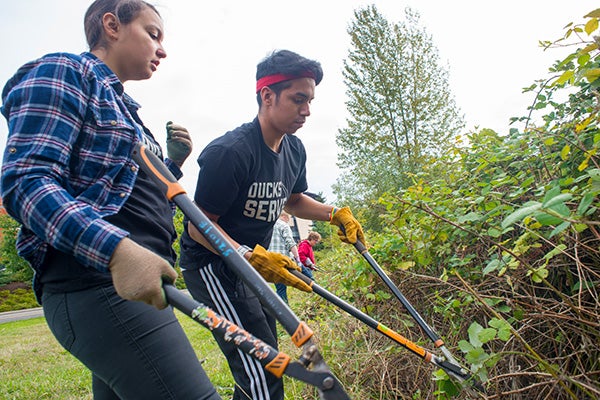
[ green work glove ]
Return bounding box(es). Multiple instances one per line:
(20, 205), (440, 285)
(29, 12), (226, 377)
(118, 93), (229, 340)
(248, 245), (313, 292)
(329, 206), (366, 245)
(166, 121), (192, 167)
(109, 237), (177, 309)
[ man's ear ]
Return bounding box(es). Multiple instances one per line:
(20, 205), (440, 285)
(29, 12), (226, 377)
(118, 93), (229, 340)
(260, 87), (276, 106)
(102, 12), (120, 40)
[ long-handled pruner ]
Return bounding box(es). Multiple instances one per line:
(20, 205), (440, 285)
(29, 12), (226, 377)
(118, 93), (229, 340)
(349, 239), (485, 395)
(132, 143), (350, 400)
(165, 284), (347, 398)
(291, 270), (486, 396)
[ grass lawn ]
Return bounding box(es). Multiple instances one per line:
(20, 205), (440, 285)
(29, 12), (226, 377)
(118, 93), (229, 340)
(0, 302), (314, 399)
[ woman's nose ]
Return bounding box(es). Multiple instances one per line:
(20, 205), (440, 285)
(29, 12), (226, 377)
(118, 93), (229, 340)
(157, 45), (167, 59)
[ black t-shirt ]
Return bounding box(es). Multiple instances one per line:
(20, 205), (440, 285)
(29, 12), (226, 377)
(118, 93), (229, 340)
(40, 136), (176, 292)
(179, 117), (308, 269)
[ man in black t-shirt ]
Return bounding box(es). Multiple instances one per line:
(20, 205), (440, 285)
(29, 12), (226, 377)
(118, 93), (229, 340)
(179, 49), (366, 400)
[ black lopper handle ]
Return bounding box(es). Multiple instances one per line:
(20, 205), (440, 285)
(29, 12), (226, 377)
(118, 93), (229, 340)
(132, 143), (313, 347)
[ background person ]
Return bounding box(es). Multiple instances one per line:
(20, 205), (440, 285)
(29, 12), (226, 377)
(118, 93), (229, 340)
(268, 212), (302, 303)
(0, 1), (219, 398)
(298, 230), (322, 279)
(179, 48), (366, 400)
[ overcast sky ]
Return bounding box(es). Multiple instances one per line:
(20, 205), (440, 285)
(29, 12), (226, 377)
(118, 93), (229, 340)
(1, 1), (598, 201)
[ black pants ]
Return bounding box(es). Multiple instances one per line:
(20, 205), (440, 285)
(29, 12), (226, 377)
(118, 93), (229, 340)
(42, 285), (220, 400)
(183, 260), (284, 400)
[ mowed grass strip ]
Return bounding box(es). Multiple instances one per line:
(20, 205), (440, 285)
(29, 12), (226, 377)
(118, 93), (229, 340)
(0, 311), (237, 399)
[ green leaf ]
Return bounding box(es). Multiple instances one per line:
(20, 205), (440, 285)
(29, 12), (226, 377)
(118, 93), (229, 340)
(458, 340), (474, 353)
(466, 347), (489, 365)
(542, 193), (573, 208)
(497, 327), (511, 341)
(549, 221), (570, 238)
(397, 261), (415, 270)
(501, 202), (541, 228)
(458, 212), (482, 223)
(530, 267), (549, 283)
(584, 8), (600, 18)
(556, 70), (574, 86)
(487, 228), (502, 238)
(468, 322), (484, 348)
(482, 259), (500, 275)
(478, 328), (497, 344)
(542, 186), (560, 202)
(436, 375), (460, 396)
(577, 53), (591, 66)
(496, 304), (511, 313)
(588, 169), (600, 179)
(535, 200), (571, 226)
(572, 280), (596, 291)
(585, 18), (599, 35)
(535, 212), (562, 225)
(543, 244), (567, 261)
(577, 192), (595, 215)
(488, 318), (512, 341)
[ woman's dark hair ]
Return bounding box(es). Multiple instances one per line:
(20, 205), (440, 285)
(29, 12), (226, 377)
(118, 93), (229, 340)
(84, 0), (160, 50)
(255, 49), (323, 104)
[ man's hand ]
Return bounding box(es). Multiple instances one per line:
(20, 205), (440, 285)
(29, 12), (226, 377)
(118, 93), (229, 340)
(166, 121), (192, 167)
(248, 245), (312, 292)
(109, 238), (177, 309)
(329, 206), (366, 244)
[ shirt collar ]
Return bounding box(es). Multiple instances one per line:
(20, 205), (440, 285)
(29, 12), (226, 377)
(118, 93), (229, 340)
(81, 52), (141, 111)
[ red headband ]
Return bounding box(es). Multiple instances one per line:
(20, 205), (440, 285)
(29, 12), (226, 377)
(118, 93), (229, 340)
(256, 71), (316, 93)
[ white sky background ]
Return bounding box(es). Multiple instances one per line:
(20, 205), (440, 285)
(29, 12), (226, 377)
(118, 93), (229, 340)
(1, 1), (598, 201)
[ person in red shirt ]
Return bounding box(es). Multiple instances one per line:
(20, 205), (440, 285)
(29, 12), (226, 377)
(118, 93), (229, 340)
(298, 231), (321, 279)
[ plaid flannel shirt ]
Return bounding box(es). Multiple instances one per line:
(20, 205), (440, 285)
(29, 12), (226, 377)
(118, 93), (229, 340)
(1, 52), (181, 290)
(268, 219), (296, 258)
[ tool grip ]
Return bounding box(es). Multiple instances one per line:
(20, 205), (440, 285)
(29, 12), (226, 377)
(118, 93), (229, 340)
(353, 239), (367, 253)
(164, 284), (292, 379)
(132, 143), (186, 201)
(353, 239), (442, 345)
(131, 142), (312, 346)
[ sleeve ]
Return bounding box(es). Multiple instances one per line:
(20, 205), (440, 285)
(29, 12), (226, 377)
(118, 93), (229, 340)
(1, 58), (126, 271)
(282, 225), (297, 252)
(165, 158), (183, 181)
(193, 144), (247, 216)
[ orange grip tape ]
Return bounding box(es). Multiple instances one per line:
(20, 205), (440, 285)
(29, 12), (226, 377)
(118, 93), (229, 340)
(265, 353), (291, 378)
(379, 324), (427, 358)
(291, 321), (314, 347)
(139, 148), (186, 200)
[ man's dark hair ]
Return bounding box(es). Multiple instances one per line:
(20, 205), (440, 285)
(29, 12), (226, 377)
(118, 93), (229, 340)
(255, 49), (323, 104)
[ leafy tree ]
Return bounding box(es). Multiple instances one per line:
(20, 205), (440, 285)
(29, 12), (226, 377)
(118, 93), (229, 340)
(334, 5), (465, 224)
(366, 9), (600, 398)
(0, 214), (32, 284)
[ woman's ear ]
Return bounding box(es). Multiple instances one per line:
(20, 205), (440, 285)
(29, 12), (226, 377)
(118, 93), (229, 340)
(102, 12), (120, 40)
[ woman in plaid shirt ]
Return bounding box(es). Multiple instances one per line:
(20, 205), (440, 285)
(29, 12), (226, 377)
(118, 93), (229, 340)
(1, 1), (219, 398)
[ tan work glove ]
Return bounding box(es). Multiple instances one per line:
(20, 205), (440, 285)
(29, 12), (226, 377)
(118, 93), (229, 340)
(166, 121), (192, 167)
(329, 206), (366, 245)
(248, 245), (312, 292)
(109, 237), (178, 309)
